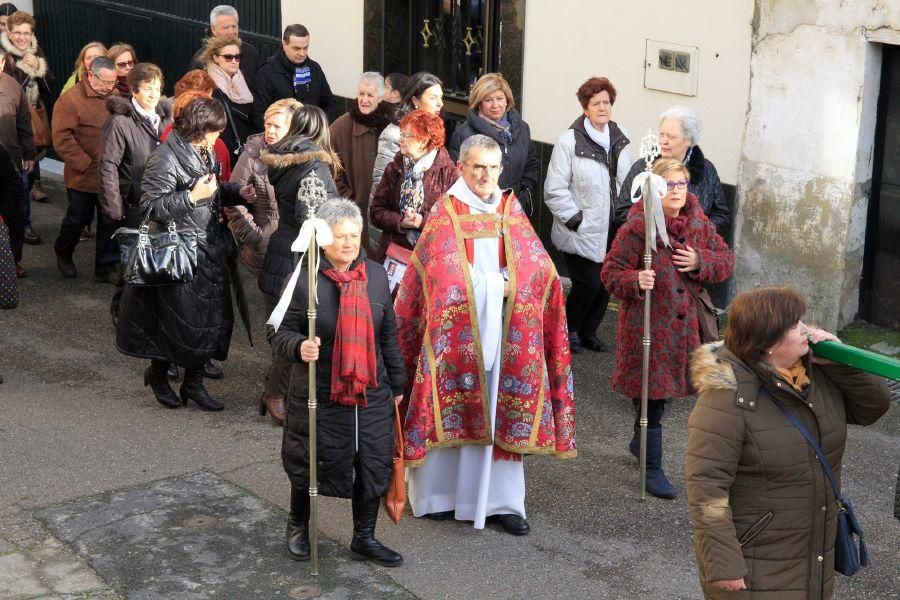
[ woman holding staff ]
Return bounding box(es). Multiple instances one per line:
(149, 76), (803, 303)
(269, 198), (406, 567)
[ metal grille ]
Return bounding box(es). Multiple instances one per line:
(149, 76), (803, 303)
(33, 0), (281, 97)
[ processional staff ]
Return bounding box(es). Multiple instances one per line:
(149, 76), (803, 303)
(266, 171), (332, 575)
(629, 130), (670, 501)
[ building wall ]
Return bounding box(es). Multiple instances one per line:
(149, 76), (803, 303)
(282, 0), (364, 99)
(521, 0), (754, 185)
(733, 0), (898, 329)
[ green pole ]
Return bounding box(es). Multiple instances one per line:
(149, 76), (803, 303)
(812, 341), (900, 381)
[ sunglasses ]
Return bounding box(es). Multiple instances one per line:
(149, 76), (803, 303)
(217, 53), (242, 62)
(116, 60), (135, 69)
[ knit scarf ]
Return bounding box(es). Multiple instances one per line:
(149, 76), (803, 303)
(478, 110), (512, 145)
(775, 360), (810, 393)
(321, 262), (378, 407)
(206, 62), (253, 104)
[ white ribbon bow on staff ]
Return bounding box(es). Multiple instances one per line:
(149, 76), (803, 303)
(266, 218), (333, 331)
(630, 171), (671, 251)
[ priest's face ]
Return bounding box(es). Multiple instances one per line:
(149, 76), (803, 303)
(458, 146), (503, 201)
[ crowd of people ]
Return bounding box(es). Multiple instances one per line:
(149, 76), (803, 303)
(0, 4), (892, 598)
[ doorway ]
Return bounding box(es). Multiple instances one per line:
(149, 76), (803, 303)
(861, 44), (900, 328)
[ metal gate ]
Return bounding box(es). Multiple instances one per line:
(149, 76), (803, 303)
(33, 0), (282, 97)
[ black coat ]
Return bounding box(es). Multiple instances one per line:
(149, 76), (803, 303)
(270, 255), (405, 500)
(116, 131), (245, 369)
(258, 140), (338, 305)
(252, 50), (339, 129)
(212, 89), (254, 159)
(615, 145), (730, 239)
(448, 108), (539, 215)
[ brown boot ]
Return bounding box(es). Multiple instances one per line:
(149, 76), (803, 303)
(258, 392), (286, 425)
(30, 180), (49, 202)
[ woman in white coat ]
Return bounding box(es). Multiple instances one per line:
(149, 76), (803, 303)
(544, 76), (632, 353)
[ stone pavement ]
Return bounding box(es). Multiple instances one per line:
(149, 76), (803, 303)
(1, 172), (897, 599)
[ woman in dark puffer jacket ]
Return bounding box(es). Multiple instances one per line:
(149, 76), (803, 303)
(116, 96), (251, 411)
(257, 105), (340, 420)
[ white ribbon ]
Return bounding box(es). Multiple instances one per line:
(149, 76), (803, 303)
(630, 172), (671, 251)
(266, 218), (334, 331)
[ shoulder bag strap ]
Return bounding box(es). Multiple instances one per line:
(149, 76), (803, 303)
(760, 388), (840, 500)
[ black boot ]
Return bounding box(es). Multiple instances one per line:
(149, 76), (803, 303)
(350, 489), (403, 567)
(286, 487), (310, 561)
(144, 360), (181, 409)
(645, 427), (676, 499)
(179, 368), (224, 411)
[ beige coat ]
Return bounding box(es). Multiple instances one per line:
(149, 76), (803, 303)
(686, 342), (889, 599)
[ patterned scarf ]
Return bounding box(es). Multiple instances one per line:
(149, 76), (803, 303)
(321, 262), (378, 407)
(478, 111), (512, 145)
(775, 360), (810, 393)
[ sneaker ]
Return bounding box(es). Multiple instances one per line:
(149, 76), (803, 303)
(30, 181), (49, 202)
(23, 226), (41, 245)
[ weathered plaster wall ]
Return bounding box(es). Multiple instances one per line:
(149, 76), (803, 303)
(733, 0), (897, 329)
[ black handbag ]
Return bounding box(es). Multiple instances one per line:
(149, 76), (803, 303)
(114, 217), (202, 286)
(763, 389), (869, 576)
(0, 216), (18, 309)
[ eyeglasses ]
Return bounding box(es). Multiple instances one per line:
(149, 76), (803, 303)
(398, 131), (419, 141)
(116, 60), (135, 69)
(90, 72), (117, 87)
(464, 162), (503, 175)
(665, 179), (688, 191)
(217, 53), (242, 62)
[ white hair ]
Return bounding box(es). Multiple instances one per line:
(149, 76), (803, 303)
(459, 134), (501, 163)
(359, 72), (386, 97)
(210, 5), (238, 26)
(318, 198), (363, 230)
(659, 105), (702, 145)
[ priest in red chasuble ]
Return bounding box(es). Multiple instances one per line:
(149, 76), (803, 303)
(395, 135), (576, 536)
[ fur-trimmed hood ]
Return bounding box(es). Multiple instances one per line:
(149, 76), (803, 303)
(689, 341), (738, 393)
(260, 141), (333, 171)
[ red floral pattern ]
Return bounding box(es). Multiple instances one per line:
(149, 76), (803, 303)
(601, 193), (734, 399)
(395, 192), (577, 466)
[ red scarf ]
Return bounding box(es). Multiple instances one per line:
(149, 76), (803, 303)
(322, 262), (378, 407)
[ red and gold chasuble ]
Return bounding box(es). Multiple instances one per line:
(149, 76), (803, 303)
(395, 191), (577, 466)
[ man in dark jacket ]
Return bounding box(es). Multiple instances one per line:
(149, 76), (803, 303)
(187, 5), (259, 89)
(0, 62), (35, 276)
(51, 56), (118, 281)
(252, 24), (339, 129)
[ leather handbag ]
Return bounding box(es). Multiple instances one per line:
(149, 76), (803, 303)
(382, 396), (407, 524)
(763, 389), (869, 576)
(114, 218), (202, 286)
(0, 216), (19, 309)
(671, 258), (721, 343)
(29, 100), (51, 149)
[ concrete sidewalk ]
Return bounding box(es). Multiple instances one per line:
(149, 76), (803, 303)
(1, 173), (897, 599)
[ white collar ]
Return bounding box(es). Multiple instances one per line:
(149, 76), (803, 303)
(447, 177), (501, 214)
(132, 98), (159, 124)
(410, 148), (438, 174)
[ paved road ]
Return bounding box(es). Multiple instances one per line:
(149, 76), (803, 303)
(1, 174), (897, 599)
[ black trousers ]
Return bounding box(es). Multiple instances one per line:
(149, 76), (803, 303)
(0, 171), (26, 263)
(562, 251), (611, 338)
(54, 188), (118, 275)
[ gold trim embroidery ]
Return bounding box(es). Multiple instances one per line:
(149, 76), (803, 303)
(410, 252), (445, 442)
(528, 265), (557, 446)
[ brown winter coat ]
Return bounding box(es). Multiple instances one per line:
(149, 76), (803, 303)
(330, 102), (392, 247)
(0, 72), (35, 170)
(368, 147), (459, 262)
(98, 94), (172, 223)
(225, 133), (278, 276)
(51, 78), (110, 193)
(686, 342), (890, 599)
(601, 194), (733, 399)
